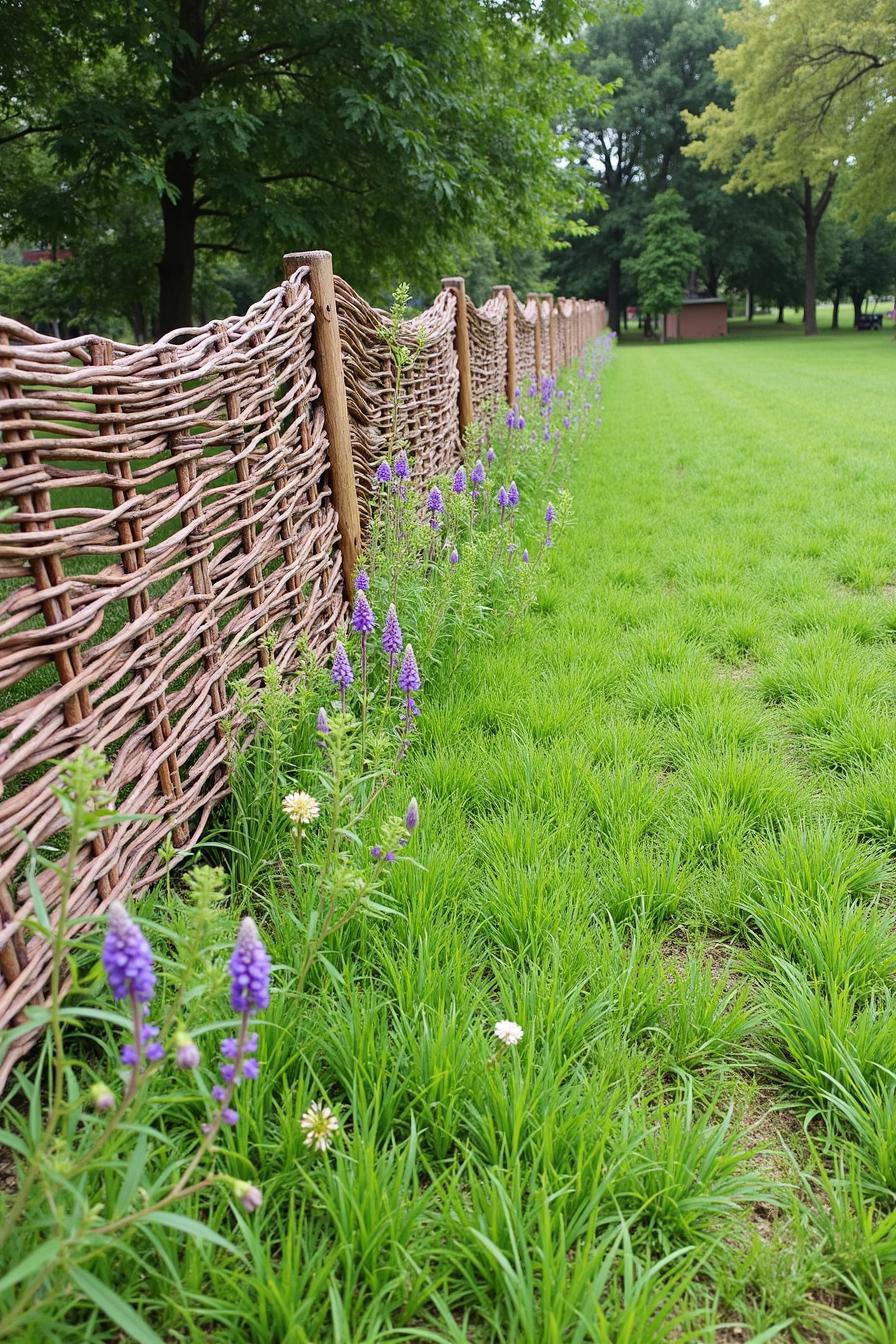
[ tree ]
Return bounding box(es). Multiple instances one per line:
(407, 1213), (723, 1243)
(825, 213), (896, 327)
(632, 189), (702, 336)
(683, 0), (848, 335)
(554, 0), (735, 330)
(0, 1), (610, 333)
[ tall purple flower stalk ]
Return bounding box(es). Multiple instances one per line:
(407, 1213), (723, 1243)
(427, 486), (445, 530)
(508, 480), (519, 509)
(331, 641), (354, 712)
(375, 461), (392, 486)
(470, 459), (486, 500)
(382, 603), (402, 702)
(352, 591), (376, 700)
(207, 919), (270, 1133)
(452, 466), (467, 495)
(398, 644), (421, 755)
(355, 568), (370, 592)
(497, 486), (508, 524)
(544, 501), (555, 548)
(103, 901), (163, 1095)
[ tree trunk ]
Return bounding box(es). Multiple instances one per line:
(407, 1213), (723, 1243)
(159, 155), (197, 333)
(804, 215), (818, 336)
(157, 0), (206, 334)
(746, 290), (754, 321)
(777, 302), (785, 323)
(831, 289), (839, 329)
(607, 256), (622, 335)
(851, 291), (865, 326)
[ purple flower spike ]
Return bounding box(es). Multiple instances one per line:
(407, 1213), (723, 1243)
(103, 902), (155, 1004)
(352, 591), (376, 636)
(398, 644), (421, 693)
(406, 797), (419, 832)
(394, 450), (410, 480)
(371, 845), (382, 860)
(452, 467), (467, 494)
(375, 461), (392, 485)
(382, 604), (402, 657)
(505, 408), (515, 429)
(563, 416), (570, 430)
(471, 460), (486, 487)
(516, 415), (525, 431)
(229, 917), (271, 1015)
(427, 486), (444, 515)
(545, 502), (555, 524)
(175, 1033), (200, 1070)
(449, 548), (459, 565)
(316, 707), (330, 735)
(498, 486), (509, 510)
(331, 641), (354, 690)
(486, 447), (496, 464)
(508, 481), (519, 508)
(522, 549), (530, 563)
(355, 568), (370, 592)
(528, 381), (537, 398)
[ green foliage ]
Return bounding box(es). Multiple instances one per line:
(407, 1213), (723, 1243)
(632, 189), (702, 317)
(0, 1), (613, 329)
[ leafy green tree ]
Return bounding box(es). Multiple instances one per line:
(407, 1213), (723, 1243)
(0, 1), (610, 333)
(632, 189), (702, 335)
(555, 0), (735, 329)
(683, 0), (852, 335)
(824, 212), (896, 327)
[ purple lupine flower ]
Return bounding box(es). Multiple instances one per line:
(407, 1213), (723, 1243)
(385, 851), (396, 862)
(522, 549), (530, 563)
(563, 416), (571, 430)
(398, 644), (421, 693)
(222, 1107), (239, 1126)
(331, 641), (354, 690)
(508, 481), (519, 508)
(486, 446), (496, 465)
(545, 501), (555, 548)
(394, 450), (410, 480)
(103, 902), (155, 1003)
(516, 415), (525, 431)
(316, 707), (330, 736)
(352, 591), (376, 636)
(471, 460), (486, 487)
(371, 845), (383, 859)
(513, 386), (521, 401)
(427, 486), (444, 529)
(505, 408), (515, 429)
(497, 486), (508, 524)
(528, 381), (537, 397)
(543, 427), (551, 442)
(452, 467), (467, 494)
(229, 917), (271, 1014)
(382, 604), (402, 657)
(375, 461), (392, 485)
(449, 548), (459, 565)
(406, 798), (419, 833)
(355, 568), (370, 592)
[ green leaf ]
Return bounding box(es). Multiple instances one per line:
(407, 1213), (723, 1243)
(0, 1238), (61, 1295)
(70, 1266), (164, 1344)
(141, 1211), (241, 1256)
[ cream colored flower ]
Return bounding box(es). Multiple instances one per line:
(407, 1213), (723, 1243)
(282, 791), (320, 827)
(300, 1100), (339, 1152)
(494, 1019), (524, 1047)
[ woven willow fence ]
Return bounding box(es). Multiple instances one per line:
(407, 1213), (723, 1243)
(0, 249), (605, 1081)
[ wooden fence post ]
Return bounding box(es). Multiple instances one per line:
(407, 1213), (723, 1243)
(542, 293), (558, 374)
(527, 292), (542, 384)
(283, 250), (361, 599)
(441, 276), (474, 440)
(493, 285), (516, 404)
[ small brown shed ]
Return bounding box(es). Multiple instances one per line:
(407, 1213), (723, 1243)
(664, 298), (728, 341)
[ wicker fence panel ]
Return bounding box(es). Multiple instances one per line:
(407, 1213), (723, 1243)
(0, 272), (345, 1076)
(515, 298), (538, 392)
(334, 279), (462, 507)
(0, 254), (604, 1081)
(467, 292), (507, 428)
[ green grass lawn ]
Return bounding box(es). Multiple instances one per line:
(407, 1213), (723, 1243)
(261, 333), (896, 1341)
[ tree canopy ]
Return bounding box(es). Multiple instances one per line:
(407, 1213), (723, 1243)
(0, 0), (613, 333)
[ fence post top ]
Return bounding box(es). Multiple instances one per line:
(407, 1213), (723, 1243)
(441, 276), (466, 291)
(283, 250), (333, 278)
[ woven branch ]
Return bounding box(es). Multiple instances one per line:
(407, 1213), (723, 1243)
(0, 263), (606, 1086)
